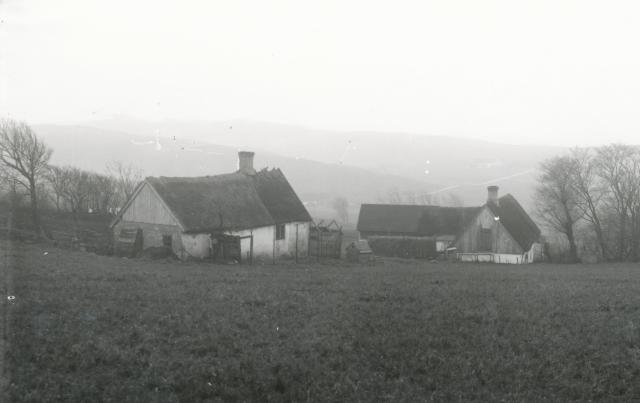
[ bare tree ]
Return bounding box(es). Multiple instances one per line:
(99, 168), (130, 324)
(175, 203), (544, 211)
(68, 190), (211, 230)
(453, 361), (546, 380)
(384, 187), (403, 204)
(595, 144), (640, 261)
(569, 148), (609, 261)
(620, 147), (640, 261)
(534, 155), (583, 263)
(0, 175), (26, 210)
(417, 192), (439, 205)
(107, 160), (143, 208)
(331, 197), (349, 224)
(442, 192), (464, 207)
(99, 174), (119, 213)
(46, 165), (71, 212)
(0, 120), (53, 235)
(380, 188), (440, 205)
(61, 167), (92, 214)
(86, 173), (118, 213)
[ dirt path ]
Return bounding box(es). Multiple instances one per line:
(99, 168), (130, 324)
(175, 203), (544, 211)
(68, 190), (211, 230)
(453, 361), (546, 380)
(0, 212), (15, 401)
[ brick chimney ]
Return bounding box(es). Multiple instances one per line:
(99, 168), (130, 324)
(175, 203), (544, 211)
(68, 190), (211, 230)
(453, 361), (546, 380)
(238, 151), (256, 175)
(487, 185), (499, 206)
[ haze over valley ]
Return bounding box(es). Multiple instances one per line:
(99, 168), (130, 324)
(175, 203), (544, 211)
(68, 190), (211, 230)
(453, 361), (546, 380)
(34, 117), (564, 224)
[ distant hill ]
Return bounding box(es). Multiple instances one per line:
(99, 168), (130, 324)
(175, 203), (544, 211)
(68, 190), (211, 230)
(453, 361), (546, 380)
(31, 120), (565, 225)
(32, 124), (440, 223)
(71, 117), (566, 208)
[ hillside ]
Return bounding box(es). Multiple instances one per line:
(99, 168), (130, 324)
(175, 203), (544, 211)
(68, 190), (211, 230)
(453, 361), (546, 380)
(32, 124), (438, 223)
(32, 120), (565, 223)
(76, 117), (565, 208)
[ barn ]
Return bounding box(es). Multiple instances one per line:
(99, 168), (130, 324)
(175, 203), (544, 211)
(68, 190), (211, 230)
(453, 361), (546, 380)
(357, 186), (543, 263)
(110, 152), (313, 262)
(357, 204), (482, 253)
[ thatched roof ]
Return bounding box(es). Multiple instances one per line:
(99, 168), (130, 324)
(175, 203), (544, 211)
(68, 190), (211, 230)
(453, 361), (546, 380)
(417, 206), (483, 236)
(253, 168), (313, 224)
(357, 204), (480, 236)
(487, 194), (541, 251)
(144, 169), (311, 233)
(357, 194), (540, 250)
(357, 204), (427, 234)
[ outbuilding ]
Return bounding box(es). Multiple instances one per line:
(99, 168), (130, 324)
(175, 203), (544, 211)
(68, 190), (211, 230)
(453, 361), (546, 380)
(357, 186), (543, 263)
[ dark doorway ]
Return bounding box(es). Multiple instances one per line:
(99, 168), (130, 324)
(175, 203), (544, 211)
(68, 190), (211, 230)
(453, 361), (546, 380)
(211, 234), (242, 262)
(162, 234), (172, 248)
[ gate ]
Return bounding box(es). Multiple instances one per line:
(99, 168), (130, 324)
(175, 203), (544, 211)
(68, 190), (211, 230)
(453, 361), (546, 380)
(309, 220), (343, 259)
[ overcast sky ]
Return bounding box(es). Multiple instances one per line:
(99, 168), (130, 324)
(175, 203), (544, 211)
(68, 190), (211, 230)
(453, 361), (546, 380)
(2, 0), (639, 146)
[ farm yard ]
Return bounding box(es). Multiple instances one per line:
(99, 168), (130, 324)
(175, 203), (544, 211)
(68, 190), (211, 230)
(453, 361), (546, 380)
(3, 240), (640, 402)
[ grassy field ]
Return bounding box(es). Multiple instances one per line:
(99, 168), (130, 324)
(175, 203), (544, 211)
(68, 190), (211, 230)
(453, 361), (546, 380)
(3, 240), (640, 402)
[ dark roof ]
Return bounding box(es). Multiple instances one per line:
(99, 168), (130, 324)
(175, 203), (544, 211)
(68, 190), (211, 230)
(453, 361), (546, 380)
(357, 204), (480, 236)
(487, 194), (541, 251)
(357, 194), (540, 250)
(253, 168), (313, 224)
(418, 206), (483, 236)
(144, 169), (311, 233)
(357, 204), (427, 234)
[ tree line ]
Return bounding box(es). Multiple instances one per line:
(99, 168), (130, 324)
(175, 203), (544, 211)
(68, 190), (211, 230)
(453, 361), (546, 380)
(45, 162), (142, 214)
(535, 144), (640, 263)
(378, 188), (465, 207)
(0, 119), (142, 237)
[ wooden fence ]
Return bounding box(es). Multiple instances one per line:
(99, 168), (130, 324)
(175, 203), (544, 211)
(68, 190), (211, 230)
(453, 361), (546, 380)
(309, 220), (343, 259)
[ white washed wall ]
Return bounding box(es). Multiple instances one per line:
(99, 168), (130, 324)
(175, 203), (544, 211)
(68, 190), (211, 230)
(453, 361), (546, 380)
(231, 225), (276, 260)
(180, 233), (211, 259)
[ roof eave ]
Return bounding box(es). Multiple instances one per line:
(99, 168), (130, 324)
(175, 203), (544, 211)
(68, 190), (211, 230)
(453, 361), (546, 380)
(145, 179), (188, 231)
(109, 181), (146, 228)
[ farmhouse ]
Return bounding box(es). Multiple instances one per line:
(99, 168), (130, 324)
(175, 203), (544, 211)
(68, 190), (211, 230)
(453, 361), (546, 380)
(357, 186), (543, 263)
(110, 152), (313, 261)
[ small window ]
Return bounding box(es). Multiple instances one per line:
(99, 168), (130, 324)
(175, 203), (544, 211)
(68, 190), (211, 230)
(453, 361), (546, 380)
(162, 235), (172, 248)
(276, 224), (285, 240)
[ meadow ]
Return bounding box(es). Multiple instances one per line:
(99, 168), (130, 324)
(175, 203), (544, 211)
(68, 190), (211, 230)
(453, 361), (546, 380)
(3, 240), (640, 402)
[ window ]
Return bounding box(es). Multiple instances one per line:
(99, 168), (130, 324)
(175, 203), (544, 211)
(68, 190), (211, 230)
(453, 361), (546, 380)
(162, 235), (172, 248)
(276, 224), (285, 240)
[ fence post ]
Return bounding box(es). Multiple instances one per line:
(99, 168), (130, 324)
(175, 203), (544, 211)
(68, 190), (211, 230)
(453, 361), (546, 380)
(250, 232), (253, 265)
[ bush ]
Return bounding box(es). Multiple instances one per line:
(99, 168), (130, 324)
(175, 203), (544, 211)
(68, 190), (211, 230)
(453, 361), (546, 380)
(368, 237), (437, 259)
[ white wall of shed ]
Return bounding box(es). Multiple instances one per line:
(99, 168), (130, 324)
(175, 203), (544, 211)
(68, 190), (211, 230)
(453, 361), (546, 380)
(231, 225), (276, 261)
(232, 221), (310, 261)
(180, 233), (211, 259)
(458, 253), (526, 264)
(178, 222), (310, 261)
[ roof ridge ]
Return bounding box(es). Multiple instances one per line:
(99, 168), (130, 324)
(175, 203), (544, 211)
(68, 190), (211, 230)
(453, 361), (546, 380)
(148, 172), (244, 180)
